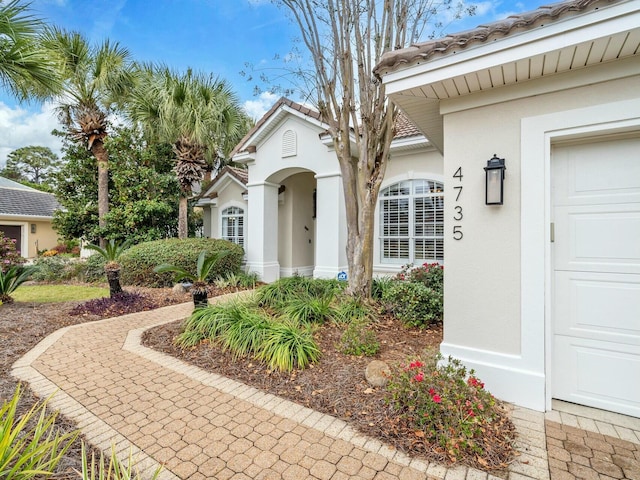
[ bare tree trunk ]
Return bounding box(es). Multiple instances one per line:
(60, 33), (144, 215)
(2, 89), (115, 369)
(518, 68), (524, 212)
(93, 141), (109, 248)
(178, 195), (188, 239)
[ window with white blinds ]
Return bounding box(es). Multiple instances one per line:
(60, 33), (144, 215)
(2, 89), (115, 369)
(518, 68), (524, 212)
(221, 207), (245, 247)
(379, 179), (444, 264)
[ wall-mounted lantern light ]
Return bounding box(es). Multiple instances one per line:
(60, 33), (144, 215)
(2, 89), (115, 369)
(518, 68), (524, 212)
(484, 154), (506, 205)
(30, 224), (36, 233)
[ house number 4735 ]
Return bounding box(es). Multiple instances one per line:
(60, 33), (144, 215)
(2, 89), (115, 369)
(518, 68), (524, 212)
(453, 167), (463, 240)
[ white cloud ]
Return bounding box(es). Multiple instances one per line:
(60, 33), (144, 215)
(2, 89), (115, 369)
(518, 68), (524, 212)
(0, 102), (63, 168)
(242, 91), (279, 120)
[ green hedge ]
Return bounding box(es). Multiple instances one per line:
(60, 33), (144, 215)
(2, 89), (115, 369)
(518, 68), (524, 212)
(119, 238), (244, 287)
(382, 280), (443, 328)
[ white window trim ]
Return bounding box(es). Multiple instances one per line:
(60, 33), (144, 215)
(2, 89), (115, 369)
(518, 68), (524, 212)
(0, 220), (28, 258)
(218, 201), (246, 248)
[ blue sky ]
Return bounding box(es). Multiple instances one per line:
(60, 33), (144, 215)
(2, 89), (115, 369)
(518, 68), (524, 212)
(0, 0), (542, 167)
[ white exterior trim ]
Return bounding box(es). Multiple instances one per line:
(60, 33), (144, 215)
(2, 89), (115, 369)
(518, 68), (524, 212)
(519, 98), (640, 411)
(383, 1), (640, 94)
(280, 266), (315, 278)
(217, 200), (247, 248)
(373, 172), (445, 271)
(0, 220), (28, 258)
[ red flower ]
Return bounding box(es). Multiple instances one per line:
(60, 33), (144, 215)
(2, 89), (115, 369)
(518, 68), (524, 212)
(467, 409), (475, 417)
(429, 388), (435, 395)
(432, 394), (442, 403)
(409, 360), (424, 369)
(413, 372), (424, 382)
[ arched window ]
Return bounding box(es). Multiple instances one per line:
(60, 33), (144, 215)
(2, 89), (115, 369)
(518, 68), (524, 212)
(379, 179), (444, 264)
(221, 207), (245, 247)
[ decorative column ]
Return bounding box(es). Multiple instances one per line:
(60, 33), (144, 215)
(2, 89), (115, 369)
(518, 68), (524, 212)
(313, 172), (348, 279)
(245, 181), (280, 282)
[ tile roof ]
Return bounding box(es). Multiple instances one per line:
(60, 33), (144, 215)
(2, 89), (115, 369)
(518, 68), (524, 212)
(231, 97), (323, 158)
(233, 97), (424, 156)
(375, 0), (614, 76)
(394, 112), (422, 138)
(198, 165), (249, 200)
(0, 182), (61, 218)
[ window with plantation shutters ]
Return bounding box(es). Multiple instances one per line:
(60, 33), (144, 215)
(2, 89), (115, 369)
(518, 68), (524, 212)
(282, 129), (297, 157)
(379, 179), (444, 264)
(221, 207), (244, 247)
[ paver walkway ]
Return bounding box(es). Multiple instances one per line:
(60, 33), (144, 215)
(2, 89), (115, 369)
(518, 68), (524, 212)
(10, 292), (637, 480)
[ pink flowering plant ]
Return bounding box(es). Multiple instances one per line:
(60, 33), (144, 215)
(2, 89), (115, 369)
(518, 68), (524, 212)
(0, 232), (25, 272)
(386, 352), (514, 464)
(397, 262), (443, 293)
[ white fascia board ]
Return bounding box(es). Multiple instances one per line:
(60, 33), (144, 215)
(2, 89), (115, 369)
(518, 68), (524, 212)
(0, 214), (54, 221)
(233, 151), (255, 164)
(241, 104), (330, 153)
(383, 2), (640, 95)
(389, 135), (430, 151)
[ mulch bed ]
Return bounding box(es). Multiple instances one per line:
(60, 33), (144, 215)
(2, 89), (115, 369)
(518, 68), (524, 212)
(2, 285), (515, 476)
(143, 306), (515, 473)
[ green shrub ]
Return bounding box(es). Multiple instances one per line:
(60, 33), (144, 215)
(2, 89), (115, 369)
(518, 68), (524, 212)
(257, 321), (321, 371)
(339, 319), (379, 356)
(0, 266), (37, 303)
(386, 353), (512, 461)
(176, 297), (321, 371)
(0, 231), (25, 271)
(119, 238), (243, 287)
(332, 295), (375, 324)
(397, 262), (444, 293)
(31, 256), (68, 281)
(81, 254), (107, 283)
(256, 276), (342, 310)
(283, 293), (335, 324)
(382, 281), (442, 327)
(0, 384), (79, 479)
(371, 276), (394, 300)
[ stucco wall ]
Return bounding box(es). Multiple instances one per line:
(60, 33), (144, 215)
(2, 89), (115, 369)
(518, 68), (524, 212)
(0, 218), (58, 258)
(440, 73), (640, 358)
(31, 221), (58, 257)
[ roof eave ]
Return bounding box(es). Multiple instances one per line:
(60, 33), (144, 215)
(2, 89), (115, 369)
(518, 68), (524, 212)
(381, 0), (638, 94)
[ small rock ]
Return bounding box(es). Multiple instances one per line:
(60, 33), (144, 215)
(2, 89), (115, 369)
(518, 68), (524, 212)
(172, 283), (187, 294)
(365, 360), (391, 387)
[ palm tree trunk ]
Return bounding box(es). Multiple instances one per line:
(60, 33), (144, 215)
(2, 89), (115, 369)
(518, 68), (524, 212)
(178, 195), (188, 239)
(93, 141), (109, 248)
(105, 268), (122, 297)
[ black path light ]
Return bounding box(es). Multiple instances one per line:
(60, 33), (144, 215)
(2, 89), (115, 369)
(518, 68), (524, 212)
(484, 154), (506, 205)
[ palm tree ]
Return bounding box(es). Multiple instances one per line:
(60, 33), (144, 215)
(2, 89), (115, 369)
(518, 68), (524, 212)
(42, 28), (135, 246)
(85, 239), (130, 297)
(0, 0), (61, 101)
(0, 265), (37, 304)
(129, 66), (249, 238)
(154, 250), (228, 308)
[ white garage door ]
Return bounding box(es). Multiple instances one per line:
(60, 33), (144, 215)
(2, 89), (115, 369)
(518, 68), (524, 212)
(552, 134), (640, 418)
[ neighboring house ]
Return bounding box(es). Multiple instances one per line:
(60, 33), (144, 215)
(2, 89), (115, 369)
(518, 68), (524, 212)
(199, 97), (444, 279)
(0, 176), (60, 258)
(375, 0), (640, 417)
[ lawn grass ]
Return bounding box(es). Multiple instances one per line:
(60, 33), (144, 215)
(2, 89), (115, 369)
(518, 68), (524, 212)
(12, 284), (109, 303)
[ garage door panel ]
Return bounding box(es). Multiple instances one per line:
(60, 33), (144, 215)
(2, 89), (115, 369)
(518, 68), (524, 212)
(553, 336), (640, 418)
(553, 137), (640, 206)
(555, 204), (640, 274)
(554, 271), (640, 344)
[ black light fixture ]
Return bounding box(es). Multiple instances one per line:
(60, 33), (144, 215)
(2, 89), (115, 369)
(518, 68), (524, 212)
(484, 154), (506, 205)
